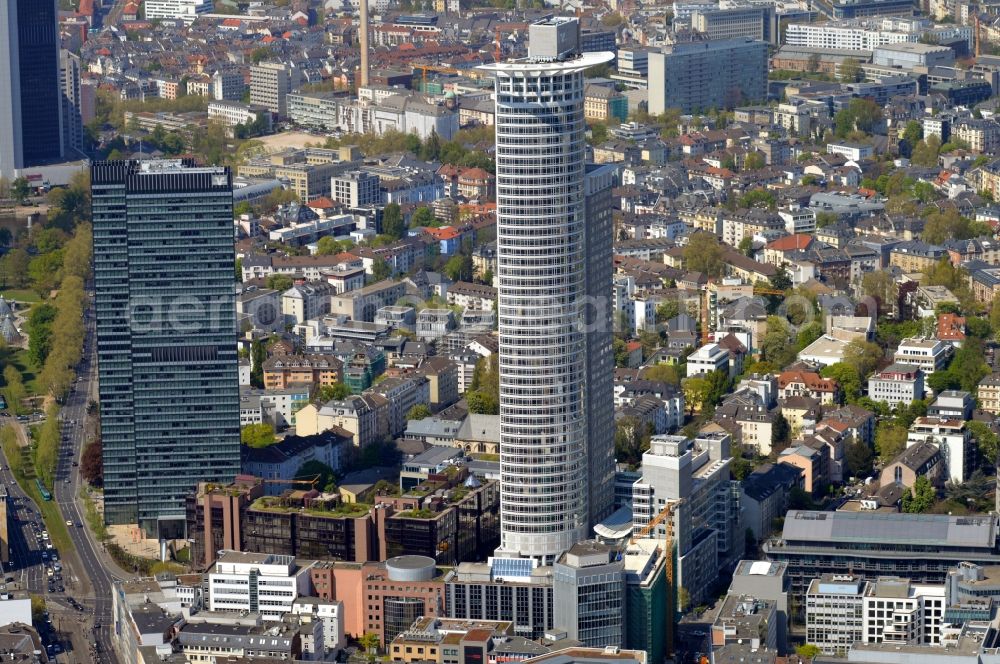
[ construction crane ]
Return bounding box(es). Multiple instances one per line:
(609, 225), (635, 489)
(411, 63), (462, 91)
(261, 476), (322, 490)
(753, 286), (786, 296)
(977, 14), (982, 59)
(630, 499), (682, 657)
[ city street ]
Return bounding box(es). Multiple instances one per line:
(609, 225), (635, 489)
(51, 298), (123, 663)
(1, 296), (122, 663)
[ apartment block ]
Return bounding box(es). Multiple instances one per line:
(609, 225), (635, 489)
(868, 363), (924, 405)
(977, 375), (1000, 416)
(207, 551), (311, 621)
(262, 354), (343, 390)
(648, 39), (768, 114)
(906, 417), (972, 484)
(250, 62), (300, 116)
(332, 171), (381, 207)
(806, 574), (867, 654)
(631, 433), (740, 607)
(552, 541), (625, 647)
(893, 337), (952, 374)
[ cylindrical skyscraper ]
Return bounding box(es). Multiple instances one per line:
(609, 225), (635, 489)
(481, 18), (615, 564)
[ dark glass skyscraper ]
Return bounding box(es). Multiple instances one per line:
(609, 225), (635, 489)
(91, 160), (241, 538)
(0, 0), (62, 177)
(18, 0), (61, 163)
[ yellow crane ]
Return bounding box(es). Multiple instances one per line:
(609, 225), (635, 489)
(411, 63), (462, 91)
(630, 499), (682, 657)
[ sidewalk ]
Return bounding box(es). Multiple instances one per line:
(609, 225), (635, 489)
(79, 492), (138, 581)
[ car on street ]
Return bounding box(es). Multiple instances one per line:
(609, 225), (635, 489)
(65, 520), (72, 526)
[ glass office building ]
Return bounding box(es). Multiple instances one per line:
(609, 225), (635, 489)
(1, 0), (63, 177)
(91, 159), (241, 538)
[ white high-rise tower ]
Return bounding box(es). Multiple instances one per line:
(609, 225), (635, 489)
(480, 18), (616, 564)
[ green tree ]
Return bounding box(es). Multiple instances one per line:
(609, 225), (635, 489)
(266, 274), (294, 292)
(613, 338), (631, 367)
(419, 130), (441, 161)
(821, 362), (861, 403)
(406, 404), (432, 421)
(26, 303), (57, 367)
(642, 363), (681, 386)
(845, 440), (874, 478)
(815, 211), (838, 228)
(34, 403), (60, 489)
(682, 375), (712, 415)
(359, 632), (380, 661)
(234, 201), (253, 218)
(588, 122), (609, 145)
(382, 203), (406, 240)
(968, 420), (999, 466)
(875, 422), (907, 461)
(2, 365), (25, 415)
(444, 254), (474, 282)
(28, 251), (63, 294)
(910, 134), (942, 167)
(739, 188), (777, 210)
(796, 644), (822, 660)
(656, 300), (680, 323)
(316, 382), (351, 402)
(411, 206), (436, 228)
(682, 232), (725, 278)
(991, 294), (1000, 339)
(250, 339), (266, 388)
(839, 58), (862, 82)
(843, 339), (883, 378)
(796, 322), (824, 351)
(923, 257), (966, 291)
(0, 249), (28, 287)
(901, 475), (936, 513)
(903, 120), (923, 145)
(615, 417), (652, 468)
(834, 97), (882, 136)
(738, 236), (755, 257)
(743, 152), (765, 170)
(371, 258), (392, 282)
(241, 423), (276, 448)
(61, 222), (92, 281)
(759, 316), (796, 368)
(950, 337), (990, 393)
(316, 236), (340, 255)
(10, 177), (30, 204)
(466, 390), (499, 414)
(861, 271), (898, 310)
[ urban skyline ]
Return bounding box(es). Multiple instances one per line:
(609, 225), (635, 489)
(4, 1), (1000, 663)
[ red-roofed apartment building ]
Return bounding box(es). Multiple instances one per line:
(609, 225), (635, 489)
(936, 313), (966, 346)
(764, 234), (815, 267)
(778, 370), (839, 405)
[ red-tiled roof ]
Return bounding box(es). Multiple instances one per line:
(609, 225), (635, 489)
(937, 313), (966, 341)
(767, 234), (814, 252)
(308, 196), (335, 209)
(424, 226), (460, 240)
(778, 370), (838, 392)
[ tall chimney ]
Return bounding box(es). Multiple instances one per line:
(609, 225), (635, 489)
(359, 0), (370, 88)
